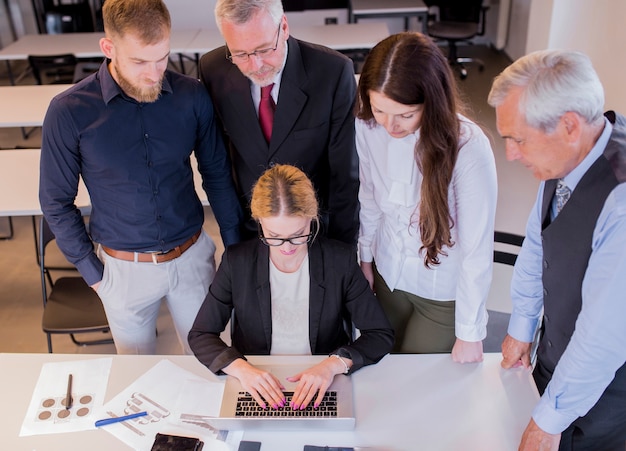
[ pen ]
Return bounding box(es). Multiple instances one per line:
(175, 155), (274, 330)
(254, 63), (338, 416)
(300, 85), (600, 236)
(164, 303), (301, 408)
(95, 411), (148, 427)
(65, 374), (73, 410)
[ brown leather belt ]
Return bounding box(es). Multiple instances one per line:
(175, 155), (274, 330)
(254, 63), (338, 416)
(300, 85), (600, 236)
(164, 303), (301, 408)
(102, 230), (201, 264)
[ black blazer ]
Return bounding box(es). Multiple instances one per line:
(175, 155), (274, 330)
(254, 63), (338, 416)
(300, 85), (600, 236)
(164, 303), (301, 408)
(188, 237), (394, 374)
(199, 37), (360, 245)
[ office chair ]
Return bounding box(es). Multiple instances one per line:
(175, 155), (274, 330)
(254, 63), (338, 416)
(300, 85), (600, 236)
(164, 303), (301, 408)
(0, 217), (14, 240)
(44, 0), (95, 34)
(486, 231), (542, 363)
(493, 230), (524, 266)
(28, 53), (78, 85)
(484, 231), (525, 353)
(426, 0), (487, 79)
(39, 216), (113, 353)
(28, 53), (100, 85)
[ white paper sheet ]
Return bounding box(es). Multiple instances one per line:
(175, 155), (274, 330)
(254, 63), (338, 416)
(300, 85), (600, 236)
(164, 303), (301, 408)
(96, 359), (242, 450)
(20, 358), (113, 436)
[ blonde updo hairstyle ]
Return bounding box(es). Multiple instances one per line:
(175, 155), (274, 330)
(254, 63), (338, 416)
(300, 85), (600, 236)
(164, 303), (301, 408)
(250, 164), (320, 239)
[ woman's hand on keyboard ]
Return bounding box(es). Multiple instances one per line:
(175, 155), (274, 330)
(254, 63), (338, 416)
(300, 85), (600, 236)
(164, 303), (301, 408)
(223, 358), (286, 409)
(286, 357), (350, 410)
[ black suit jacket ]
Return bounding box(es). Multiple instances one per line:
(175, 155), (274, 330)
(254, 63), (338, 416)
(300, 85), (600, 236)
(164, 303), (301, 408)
(199, 37), (359, 244)
(188, 237), (394, 374)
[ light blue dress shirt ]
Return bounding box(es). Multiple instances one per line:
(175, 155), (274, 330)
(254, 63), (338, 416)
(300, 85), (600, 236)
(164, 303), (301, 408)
(509, 118), (626, 434)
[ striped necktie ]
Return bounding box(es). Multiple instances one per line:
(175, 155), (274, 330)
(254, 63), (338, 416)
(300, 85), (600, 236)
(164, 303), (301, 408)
(555, 179), (571, 214)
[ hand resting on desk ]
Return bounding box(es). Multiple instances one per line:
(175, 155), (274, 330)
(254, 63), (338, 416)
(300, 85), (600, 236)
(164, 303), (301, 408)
(501, 334), (532, 369)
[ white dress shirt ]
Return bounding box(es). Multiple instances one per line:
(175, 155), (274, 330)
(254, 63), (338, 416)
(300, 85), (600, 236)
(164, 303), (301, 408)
(356, 116), (497, 341)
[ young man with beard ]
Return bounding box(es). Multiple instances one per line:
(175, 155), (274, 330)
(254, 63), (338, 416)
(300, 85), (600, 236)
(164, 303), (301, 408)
(39, 0), (242, 355)
(198, 0), (360, 245)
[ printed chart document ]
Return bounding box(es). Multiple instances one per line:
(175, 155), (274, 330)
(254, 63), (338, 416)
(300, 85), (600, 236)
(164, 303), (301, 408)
(20, 358), (113, 436)
(95, 359), (243, 450)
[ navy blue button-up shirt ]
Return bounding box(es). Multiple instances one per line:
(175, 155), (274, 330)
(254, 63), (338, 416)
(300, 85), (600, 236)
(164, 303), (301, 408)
(40, 62), (242, 285)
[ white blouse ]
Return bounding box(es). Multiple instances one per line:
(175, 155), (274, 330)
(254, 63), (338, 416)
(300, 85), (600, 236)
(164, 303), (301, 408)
(356, 116), (497, 341)
(269, 255), (311, 355)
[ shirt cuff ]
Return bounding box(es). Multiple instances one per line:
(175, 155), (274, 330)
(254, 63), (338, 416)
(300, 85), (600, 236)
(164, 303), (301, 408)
(507, 313), (539, 343)
(455, 321), (487, 342)
(358, 245), (373, 263)
(76, 253), (105, 287)
(532, 394), (577, 434)
(220, 226), (241, 248)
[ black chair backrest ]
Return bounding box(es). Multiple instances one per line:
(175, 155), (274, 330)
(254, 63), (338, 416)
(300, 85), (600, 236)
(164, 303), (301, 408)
(39, 216), (58, 289)
(39, 215), (57, 258)
(493, 231), (525, 266)
(430, 0), (483, 23)
(28, 53), (77, 84)
(45, 1), (94, 34)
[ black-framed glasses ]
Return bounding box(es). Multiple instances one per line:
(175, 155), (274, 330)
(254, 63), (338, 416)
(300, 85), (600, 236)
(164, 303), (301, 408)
(258, 224), (313, 247)
(226, 23), (281, 64)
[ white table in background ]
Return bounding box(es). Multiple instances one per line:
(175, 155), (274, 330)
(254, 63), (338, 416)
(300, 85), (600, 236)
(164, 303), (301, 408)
(184, 22), (390, 73)
(292, 22), (389, 51)
(187, 22), (390, 55)
(0, 352), (539, 451)
(0, 33), (105, 61)
(349, 0), (429, 32)
(0, 84), (72, 128)
(0, 30), (202, 82)
(0, 30), (203, 61)
(0, 148), (90, 217)
(0, 148), (208, 218)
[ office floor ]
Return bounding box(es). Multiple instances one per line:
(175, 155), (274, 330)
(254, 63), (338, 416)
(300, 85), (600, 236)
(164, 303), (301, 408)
(0, 44), (539, 355)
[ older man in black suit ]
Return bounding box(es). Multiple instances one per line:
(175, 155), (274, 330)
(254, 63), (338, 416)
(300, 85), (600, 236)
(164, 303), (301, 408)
(199, 0), (359, 245)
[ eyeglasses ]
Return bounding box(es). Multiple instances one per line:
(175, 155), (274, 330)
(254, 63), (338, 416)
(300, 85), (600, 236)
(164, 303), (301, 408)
(226, 23), (281, 64)
(258, 225), (313, 247)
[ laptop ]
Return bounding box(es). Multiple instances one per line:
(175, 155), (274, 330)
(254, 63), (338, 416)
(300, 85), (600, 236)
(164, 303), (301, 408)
(205, 363), (355, 431)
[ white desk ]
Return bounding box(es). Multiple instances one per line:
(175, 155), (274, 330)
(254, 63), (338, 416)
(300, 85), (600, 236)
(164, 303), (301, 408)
(0, 30), (202, 82)
(0, 148), (90, 217)
(186, 22), (390, 55)
(0, 353), (539, 451)
(292, 22), (390, 51)
(0, 30), (204, 61)
(0, 33), (105, 61)
(0, 84), (72, 128)
(349, 0), (429, 32)
(184, 22), (390, 74)
(1, 24), (388, 83)
(184, 28), (226, 56)
(0, 148), (208, 218)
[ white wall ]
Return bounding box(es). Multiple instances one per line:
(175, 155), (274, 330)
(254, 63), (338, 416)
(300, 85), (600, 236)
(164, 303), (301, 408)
(504, 0), (625, 113)
(163, 0), (217, 29)
(524, 0), (552, 53)
(547, 0), (626, 113)
(504, 0), (531, 60)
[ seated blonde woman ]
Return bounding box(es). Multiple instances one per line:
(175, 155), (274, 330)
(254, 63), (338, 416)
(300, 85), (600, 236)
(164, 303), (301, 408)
(189, 164), (393, 411)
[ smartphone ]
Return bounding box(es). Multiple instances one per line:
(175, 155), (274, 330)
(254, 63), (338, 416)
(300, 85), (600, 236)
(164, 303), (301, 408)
(150, 433), (204, 451)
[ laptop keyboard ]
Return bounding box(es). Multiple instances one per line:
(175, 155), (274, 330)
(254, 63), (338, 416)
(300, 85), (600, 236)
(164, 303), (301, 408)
(235, 391), (338, 417)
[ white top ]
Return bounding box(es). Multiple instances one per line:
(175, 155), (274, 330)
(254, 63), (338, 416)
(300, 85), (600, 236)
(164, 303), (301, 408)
(269, 255), (311, 355)
(356, 116), (497, 341)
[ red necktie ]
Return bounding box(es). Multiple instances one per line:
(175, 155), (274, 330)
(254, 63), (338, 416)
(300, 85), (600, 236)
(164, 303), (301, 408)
(259, 83), (275, 143)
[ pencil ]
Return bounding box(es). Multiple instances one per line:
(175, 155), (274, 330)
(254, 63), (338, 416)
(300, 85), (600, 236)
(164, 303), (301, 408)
(66, 373), (73, 409)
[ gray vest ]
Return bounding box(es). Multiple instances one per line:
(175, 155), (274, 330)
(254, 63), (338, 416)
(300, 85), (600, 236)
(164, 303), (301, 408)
(538, 111), (626, 392)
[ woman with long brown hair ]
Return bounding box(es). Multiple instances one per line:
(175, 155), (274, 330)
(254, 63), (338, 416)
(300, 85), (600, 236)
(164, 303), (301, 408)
(356, 32), (497, 363)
